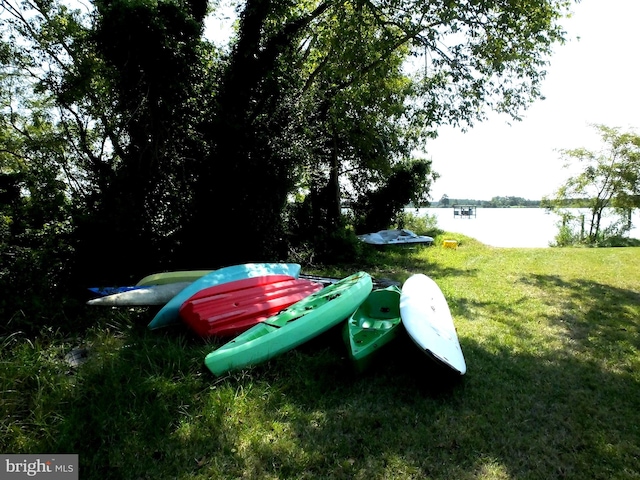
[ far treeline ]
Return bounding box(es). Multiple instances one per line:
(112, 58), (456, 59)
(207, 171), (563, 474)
(428, 195), (639, 209)
(430, 196), (542, 208)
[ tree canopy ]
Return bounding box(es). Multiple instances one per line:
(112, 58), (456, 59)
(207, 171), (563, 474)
(182, 0), (573, 261)
(0, 0), (575, 329)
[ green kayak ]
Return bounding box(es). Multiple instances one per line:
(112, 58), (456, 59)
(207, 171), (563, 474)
(136, 270), (213, 286)
(204, 271), (373, 376)
(343, 285), (402, 373)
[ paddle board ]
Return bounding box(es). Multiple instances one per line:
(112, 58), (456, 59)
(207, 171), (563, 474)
(87, 282), (192, 306)
(400, 273), (466, 375)
(147, 263), (301, 329)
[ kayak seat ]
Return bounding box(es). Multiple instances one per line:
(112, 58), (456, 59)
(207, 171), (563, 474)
(376, 320), (394, 330)
(356, 319), (395, 330)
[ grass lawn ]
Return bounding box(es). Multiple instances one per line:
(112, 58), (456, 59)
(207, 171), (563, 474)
(2, 235), (640, 479)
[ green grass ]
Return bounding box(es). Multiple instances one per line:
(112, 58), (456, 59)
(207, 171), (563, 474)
(2, 236), (640, 479)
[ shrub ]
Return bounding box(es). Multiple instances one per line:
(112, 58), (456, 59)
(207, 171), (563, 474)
(394, 210), (441, 237)
(0, 173), (80, 336)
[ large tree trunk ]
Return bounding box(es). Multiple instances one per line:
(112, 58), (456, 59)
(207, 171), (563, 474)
(178, 0), (318, 267)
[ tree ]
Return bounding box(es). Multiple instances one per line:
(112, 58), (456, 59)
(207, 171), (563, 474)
(73, 0), (211, 280)
(0, 89), (77, 333)
(285, 3), (436, 246)
(1, 0), (575, 280)
(547, 124), (640, 245)
(187, 0), (572, 260)
(351, 159), (436, 233)
(1, 0), (213, 282)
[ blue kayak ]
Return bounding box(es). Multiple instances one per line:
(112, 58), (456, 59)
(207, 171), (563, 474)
(88, 286), (148, 296)
(147, 263), (301, 329)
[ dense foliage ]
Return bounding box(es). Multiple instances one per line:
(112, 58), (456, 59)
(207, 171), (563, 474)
(0, 0), (573, 332)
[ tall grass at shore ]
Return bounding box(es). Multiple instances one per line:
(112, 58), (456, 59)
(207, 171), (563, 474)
(2, 236), (639, 479)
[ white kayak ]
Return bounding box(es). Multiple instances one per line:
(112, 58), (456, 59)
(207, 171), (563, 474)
(400, 273), (466, 375)
(87, 282), (192, 306)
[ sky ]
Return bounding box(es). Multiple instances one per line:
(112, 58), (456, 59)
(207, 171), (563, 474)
(205, 0), (640, 202)
(425, 0), (640, 201)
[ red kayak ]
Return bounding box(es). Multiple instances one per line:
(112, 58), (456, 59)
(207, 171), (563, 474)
(179, 275), (323, 337)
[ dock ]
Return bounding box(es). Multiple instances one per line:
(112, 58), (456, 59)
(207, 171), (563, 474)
(453, 205), (477, 218)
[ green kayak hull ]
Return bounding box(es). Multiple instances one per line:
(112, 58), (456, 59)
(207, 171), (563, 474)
(136, 270), (213, 287)
(343, 285), (402, 373)
(204, 271), (373, 376)
(148, 263), (301, 330)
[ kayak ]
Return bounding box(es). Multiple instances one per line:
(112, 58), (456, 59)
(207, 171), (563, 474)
(179, 275), (323, 337)
(400, 273), (466, 375)
(204, 271), (373, 376)
(136, 270), (213, 287)
(87, 282), (192, 306)
(147, 263), (301, 330)
(88, 286), (147, 296)
(343, 285), (402, 373)
(357, 229), (434, 246)
(300, 273), (401, 290)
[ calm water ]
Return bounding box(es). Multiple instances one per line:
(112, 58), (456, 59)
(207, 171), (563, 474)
(415, 208), (640, 248)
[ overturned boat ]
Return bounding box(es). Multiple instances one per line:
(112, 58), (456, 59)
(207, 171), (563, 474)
(357, 229), (434, 246)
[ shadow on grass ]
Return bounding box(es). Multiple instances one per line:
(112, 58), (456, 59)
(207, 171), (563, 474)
(36, 303), (640, 479)
(518, 274), (640, 360)
(215, 327), (640, 479)
(34, 321), (220, 478)
(17, 260), (637, 478)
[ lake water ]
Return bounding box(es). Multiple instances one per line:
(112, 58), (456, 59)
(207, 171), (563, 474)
(413, 208), (640, 248)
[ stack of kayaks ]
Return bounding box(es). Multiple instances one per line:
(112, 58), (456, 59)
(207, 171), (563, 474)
(178, 275), (323, 337)
(85, 263), (301, 312)
(87, 263), (466, 378)
(148, 263), (303, 329)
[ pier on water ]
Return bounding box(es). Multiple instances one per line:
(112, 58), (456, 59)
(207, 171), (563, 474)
(453, 205), (477, 219)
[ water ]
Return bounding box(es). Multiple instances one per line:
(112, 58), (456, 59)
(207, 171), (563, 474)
(414, 208), (640, 248)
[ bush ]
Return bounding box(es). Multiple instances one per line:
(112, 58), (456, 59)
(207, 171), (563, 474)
(286, 198), (366, 266)
(551, 224), (580, 247)
(0, 173), (81, 336)
(550, 210), (637, 247)
(394, 210), (441, 237)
